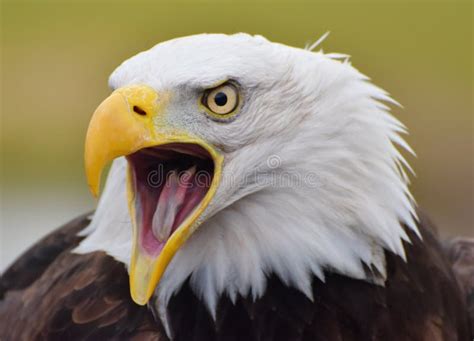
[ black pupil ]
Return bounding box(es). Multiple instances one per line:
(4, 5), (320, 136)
(214, 92), (228, 106)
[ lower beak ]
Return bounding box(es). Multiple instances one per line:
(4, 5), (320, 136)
(85, 85), (223, 305)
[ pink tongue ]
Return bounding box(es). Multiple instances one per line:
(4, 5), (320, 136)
(151, 168), (193, 241)
(140, 165), (209, 256)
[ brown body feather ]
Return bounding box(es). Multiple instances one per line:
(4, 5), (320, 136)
(0, 212), (472, 340)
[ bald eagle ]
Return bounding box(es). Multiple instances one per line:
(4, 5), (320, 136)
(0, 33), (472, 340)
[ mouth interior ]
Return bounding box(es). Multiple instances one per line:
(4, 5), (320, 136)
(127, 143), (214, 257)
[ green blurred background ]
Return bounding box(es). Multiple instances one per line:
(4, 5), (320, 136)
(1, 0), (472, 270)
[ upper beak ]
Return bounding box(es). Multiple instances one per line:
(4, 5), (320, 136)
(85, 85), (223, 305)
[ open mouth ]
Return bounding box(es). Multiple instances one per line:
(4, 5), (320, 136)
(127, 143), (215, 257)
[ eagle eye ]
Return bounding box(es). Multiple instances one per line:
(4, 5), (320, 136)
(202, 83), (239, 116)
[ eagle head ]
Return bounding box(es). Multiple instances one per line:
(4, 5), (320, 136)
(77, 33), (417, 323)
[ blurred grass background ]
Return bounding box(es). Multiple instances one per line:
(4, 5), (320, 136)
(1, 0), (472, 270)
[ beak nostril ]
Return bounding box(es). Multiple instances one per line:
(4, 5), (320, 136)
(133, 105), (147, 116)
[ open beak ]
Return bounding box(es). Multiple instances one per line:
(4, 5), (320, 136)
(85, 85), (223, 305)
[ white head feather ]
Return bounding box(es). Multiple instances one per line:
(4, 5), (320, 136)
(75, 33), (417, 326)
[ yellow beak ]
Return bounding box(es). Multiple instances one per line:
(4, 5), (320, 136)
(84, 85), (223, 305)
